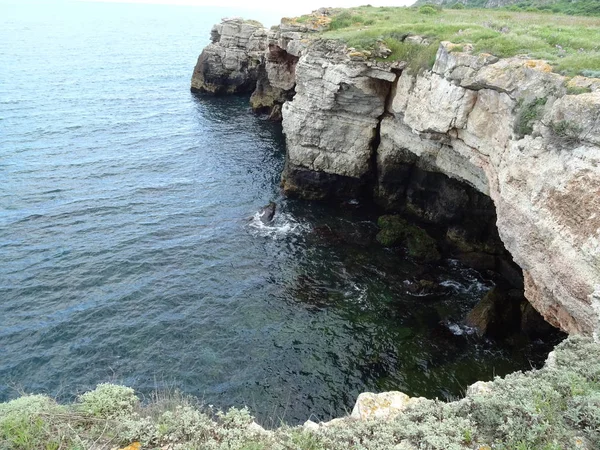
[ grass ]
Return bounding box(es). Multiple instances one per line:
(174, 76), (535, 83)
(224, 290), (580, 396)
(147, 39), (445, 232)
(549, 119), (584, 144)
(418, 0), (600, 17)
(514, 97), (547, 137)
(1, 336), (599, 449)
(291, 6), (600, 76)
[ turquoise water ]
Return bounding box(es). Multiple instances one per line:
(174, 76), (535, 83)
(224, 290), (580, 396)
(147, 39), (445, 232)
(0, 1), (559, 424)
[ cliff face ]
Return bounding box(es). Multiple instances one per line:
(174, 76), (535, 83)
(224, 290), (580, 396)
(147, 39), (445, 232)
(192, 20), (600, 336)
(190, 18), (267, 94)
(379, 47), (600, 335)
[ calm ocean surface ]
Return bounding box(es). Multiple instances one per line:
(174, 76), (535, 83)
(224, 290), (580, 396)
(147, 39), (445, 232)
(0, 0), (557, 424)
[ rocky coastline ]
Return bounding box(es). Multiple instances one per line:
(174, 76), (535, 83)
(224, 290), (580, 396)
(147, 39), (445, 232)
(192, 14), (600, 338)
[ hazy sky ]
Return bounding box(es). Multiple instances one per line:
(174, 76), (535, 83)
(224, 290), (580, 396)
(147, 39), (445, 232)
(76, 0), (415, 17)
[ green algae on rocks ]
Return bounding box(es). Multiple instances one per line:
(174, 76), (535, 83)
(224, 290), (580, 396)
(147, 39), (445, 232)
(376, 215), (441, 262)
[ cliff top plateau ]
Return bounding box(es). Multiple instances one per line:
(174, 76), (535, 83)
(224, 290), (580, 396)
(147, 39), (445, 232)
(413, 0), (600, 17)
(286, 5), (600, 77)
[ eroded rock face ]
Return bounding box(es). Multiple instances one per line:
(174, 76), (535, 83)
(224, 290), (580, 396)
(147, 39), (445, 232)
(192, 18), (600, 335)
(192, 17), (311, 120)
(249, 41), (299, 120)
(280, 40), (600, 336)
(190, 18), (267, 94)
(281, 39), (396, 199)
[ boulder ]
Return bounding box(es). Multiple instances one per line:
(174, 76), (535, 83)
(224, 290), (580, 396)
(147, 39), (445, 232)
(351, 391), (425, 420)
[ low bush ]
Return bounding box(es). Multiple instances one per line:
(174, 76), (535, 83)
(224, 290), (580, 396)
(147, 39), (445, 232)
(550, 120), (583, 145)
(419, 5), (439, 15)
(1, 337), (599, 449)
(566, 85), (592, 95)
(77, 383), (138, 418)
(514, 97), (547, 137)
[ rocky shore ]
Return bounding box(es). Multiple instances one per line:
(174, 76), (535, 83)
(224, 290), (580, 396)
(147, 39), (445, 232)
(192, 14), (600, 337)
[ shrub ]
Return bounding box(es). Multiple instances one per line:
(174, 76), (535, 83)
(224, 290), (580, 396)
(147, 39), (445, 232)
(419, 5), (439, 15)
(514, 97), (547, 137)
(0, 340), (599, 450)
(581, 70), (600, 79)
(451, 2), (465, 9)
(566, 85), (592, 95)
(329, 11), (354, 30)
(78, 383), (138, 418)
(549, 120), (583, 145)
(383, 40), (440, 72)
(0, 395), (68, 450)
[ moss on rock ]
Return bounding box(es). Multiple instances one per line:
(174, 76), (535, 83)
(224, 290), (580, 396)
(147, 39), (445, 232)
(376, 215), (441, 261)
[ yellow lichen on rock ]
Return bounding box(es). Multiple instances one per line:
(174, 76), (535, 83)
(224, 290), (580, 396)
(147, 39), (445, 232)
(525, 60), (552, 72)
(119, 443), (141, 450)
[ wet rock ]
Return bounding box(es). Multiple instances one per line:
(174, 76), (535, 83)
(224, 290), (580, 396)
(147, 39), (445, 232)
(259, 202), (276, 224)
(521, 302), (557, 338)
(404, 277), (450, 297)
(312, 224), (347, 246)
(376, 215), (440, 262)
(465, 286), (523, 338)
(282, 163), (369, 200)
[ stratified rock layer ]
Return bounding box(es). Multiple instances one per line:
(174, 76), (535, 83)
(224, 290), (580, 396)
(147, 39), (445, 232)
(192, 17), (600, 336)
(280, 40), (600, 336)
(190, 18), (267, 94)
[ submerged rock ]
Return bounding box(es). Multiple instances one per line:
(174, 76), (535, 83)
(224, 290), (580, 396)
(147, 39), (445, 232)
(376, 215), (441, 262)
(465, 285), (553, 339)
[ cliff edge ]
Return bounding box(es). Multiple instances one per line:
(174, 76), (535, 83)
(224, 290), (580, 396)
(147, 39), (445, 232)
(191, 13), (600, 337)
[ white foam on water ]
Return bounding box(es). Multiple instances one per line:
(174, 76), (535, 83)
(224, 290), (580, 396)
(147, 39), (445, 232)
(248, 210), (309, 239)
(446, 322), (477, 336)
(347, 282), (369, 308)
(440, 279), (465, 292)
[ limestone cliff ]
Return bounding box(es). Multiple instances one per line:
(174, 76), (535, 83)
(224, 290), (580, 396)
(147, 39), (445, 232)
(192, 19), (600, 336)
(190, 18), (267, 94)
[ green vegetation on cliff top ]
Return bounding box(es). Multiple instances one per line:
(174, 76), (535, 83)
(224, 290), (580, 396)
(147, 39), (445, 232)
(295, 5), (600, 76)
(1, 336), (599, 449)
(414, 0), (600, 18)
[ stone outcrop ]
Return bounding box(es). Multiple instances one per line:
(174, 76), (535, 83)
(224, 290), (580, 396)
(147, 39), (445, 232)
(191, 17), (315, 118)
(281, 40), (398, 198)
(350, 391), (426, 420)
(248, 22), (306, 120)
(280, 40), (600, 335)
(190, 18), (267, 94)
(193, 18), (600, 336)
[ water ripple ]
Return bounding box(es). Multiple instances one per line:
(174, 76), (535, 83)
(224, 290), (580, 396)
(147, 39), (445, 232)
(0, 1), (560, 425)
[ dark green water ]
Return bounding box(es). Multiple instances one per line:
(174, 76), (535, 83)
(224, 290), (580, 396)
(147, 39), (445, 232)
(0, 0), (559, 424)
